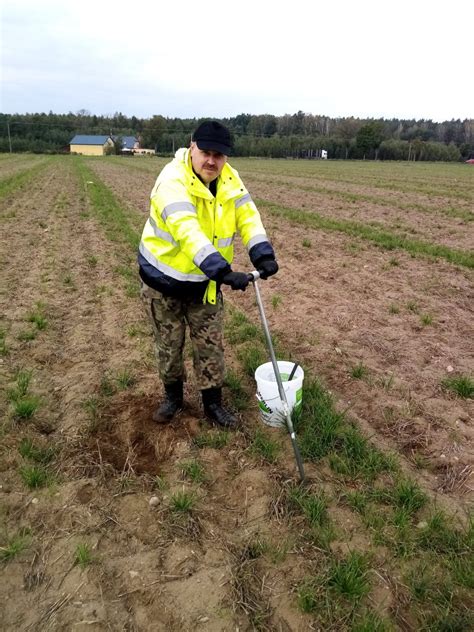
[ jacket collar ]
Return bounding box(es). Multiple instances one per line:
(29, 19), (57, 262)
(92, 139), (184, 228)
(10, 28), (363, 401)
(175, 148), (245, 202)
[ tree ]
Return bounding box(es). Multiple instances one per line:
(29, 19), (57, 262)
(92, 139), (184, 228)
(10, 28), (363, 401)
(140, 115), (167, 150)
(356, 121), (384, 159)
(335, 117), (362, 158)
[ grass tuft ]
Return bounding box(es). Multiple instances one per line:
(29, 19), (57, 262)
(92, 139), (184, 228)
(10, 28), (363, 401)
(18, 438), (55, 464)
(441, 375), (474, 399)
(193, 430), (229, 449)
(27, 302), (48, 331)
(17, 329), (37, 342)
(181, 459), (206, 484)
(0, 529), (31, 562)
(420, 313), (433, 326)
(250, 428), (281, 464)
(115, 368), (136, 390)
(169, 490), (196, 513)
(224, 369), (249, 410)
(350, 361), (369, 379)
(417, 511), (469, 554)
(99, 375), (116, 396)
(237, 344), (267, 378)
(74, 543), (93, 568)
(271, 294), (282, 309)
(327, 551), (370, 602)
(288, 486), (328, 528)
(0, 327), (8, 356)
(13, 396), (40, 420)
(19, 464), (51, 489)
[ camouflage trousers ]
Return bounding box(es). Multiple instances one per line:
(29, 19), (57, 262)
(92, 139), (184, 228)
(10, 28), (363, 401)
(140, 282), (225, 390)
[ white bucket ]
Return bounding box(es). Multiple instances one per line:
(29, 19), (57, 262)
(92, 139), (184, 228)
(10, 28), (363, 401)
(255, 361), (304, 427)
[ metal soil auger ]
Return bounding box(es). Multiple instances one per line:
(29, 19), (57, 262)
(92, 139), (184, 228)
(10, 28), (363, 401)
(248, 271), (306, 482)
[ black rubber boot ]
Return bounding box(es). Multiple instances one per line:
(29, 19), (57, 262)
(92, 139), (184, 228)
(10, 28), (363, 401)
(153, 381), (183, 423)
(202, 387), (237, 429)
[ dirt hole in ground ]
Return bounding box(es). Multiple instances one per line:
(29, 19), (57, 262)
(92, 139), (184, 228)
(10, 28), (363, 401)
(88, 393), (204, 475)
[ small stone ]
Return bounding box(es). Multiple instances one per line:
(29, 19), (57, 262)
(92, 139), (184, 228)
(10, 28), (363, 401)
(447, 365), (454, 373)
(149, 496), (160, 507)
(129, 570), (140, 579)
(417, 521), (428, 529)
(31, 498), (39, 505)
(335, 347), (342, 355)
(198, 617), (210, 623)
(440, 454), (446, 459)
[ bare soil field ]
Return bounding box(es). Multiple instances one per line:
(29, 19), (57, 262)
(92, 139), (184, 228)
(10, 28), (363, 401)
(0, 155), (473, 631)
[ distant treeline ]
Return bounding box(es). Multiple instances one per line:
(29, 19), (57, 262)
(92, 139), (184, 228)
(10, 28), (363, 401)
(1, 110), (473, 161)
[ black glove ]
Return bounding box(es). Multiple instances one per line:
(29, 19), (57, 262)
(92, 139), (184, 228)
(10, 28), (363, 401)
(221, 271), (249, 291)
(257, 259), (279, 280)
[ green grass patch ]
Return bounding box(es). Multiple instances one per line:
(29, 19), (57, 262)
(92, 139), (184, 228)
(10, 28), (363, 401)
(224, 369), (249, 410)
(7, 369), (40, 420)
(99, 374), (116, 396)
(74, 543), (94, 568)
(0, 529), (31, 562)
(406, 300), (419, 313)
(420, 313), (433, 326)
(416, 511), (471, 554)
(82, 395), (104, 431)
(237, 343), (267, 378)
(115, 368), (136, 390)
(0, 159), (50, 199)
(193, 430), (230, 449)
(17, 329), (37, 342)
(256, 199), (474, 269)
(18, 438), (55, 464)
(327, 551), (371, 601)
(8, 369), (32, 401)
(441, 375), (474, 399)
(288, 486), (328, 528)
(350, 361), (369, 379)
(249, 428), (281, 463)
(74, 159), (140, 251)
(169, 490), (196, 513)
(180, 459), (207, 484)
(13, 396), (40, 420)
(225, 309), (262, 345)
(19, 464), (52, 489)
(404, 558), (474, 631)
(26, 301), (48, 331)
(298, 551), (371, 623)
(329, 426), (396, 481)
(271, 294), (282, 309)
(0, 327), (8, 356)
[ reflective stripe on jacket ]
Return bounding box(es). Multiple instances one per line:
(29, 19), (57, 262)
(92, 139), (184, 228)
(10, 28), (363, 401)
(138, 148), (274, 303)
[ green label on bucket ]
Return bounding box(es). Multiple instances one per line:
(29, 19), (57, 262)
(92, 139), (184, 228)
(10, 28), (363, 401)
(259, 400), (271, 413)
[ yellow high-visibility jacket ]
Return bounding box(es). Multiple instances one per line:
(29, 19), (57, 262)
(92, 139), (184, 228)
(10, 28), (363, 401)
(138, 148), (274, 303)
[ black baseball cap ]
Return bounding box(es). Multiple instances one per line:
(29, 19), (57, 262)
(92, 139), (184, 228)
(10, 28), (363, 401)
(192, 120), (233, 155)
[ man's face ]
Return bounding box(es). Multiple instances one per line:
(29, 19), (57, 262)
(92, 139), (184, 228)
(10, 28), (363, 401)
(190, 142), (227, 184)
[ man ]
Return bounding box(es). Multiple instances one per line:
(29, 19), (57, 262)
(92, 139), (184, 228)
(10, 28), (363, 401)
(138, 120), (278, 428)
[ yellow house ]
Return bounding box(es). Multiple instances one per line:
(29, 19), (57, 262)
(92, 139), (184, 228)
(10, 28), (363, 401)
(70, 135), (114, 156)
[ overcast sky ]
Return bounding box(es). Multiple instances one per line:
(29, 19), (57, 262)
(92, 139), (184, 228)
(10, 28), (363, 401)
(1, 0), (473, 122)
